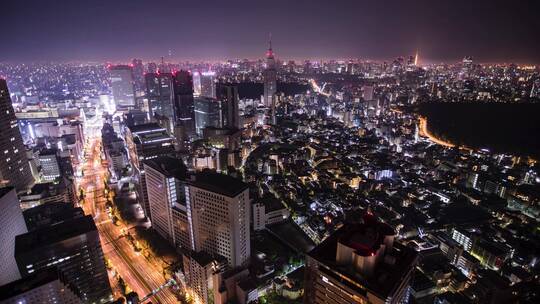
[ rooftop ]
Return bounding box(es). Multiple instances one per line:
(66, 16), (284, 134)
(144, 156), (188, 180)
(191, 170), (248, 197)
(308, 216), (418, 300)
(128, 123), (166, 134)
(15, 215), (97, 253)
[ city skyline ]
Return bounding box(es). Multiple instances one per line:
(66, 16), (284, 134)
(1, 2), (539, 303)
(3, 0), (540, 63)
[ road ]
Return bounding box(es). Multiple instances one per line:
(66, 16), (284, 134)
(78, 129), (178, 303)
(418, 116), (456, 148)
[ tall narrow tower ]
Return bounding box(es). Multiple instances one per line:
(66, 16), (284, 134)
(0, 79), (33, 191)
(263, 34), (277, 108)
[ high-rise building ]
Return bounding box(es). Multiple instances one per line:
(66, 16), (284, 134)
(131, 58), (145, 90)
(125, 123), (176, 217)
(194, 97), (222, 136)
(0, 187), (28, 286)
(173, 71), (196, 138)
(262, 37), (277, 107)
(200, 71), (216, 99)
(109, 65), (136, 110)
(303, 213), (418, 304)
(144, 156), (190, 249)
(38, 149), (61, 182)
(147, 62), (158, 74)
(0, 268), (82, 304)
(186, 171), (251, 268)
(145, 72), (175, 132)
(217, 84), (240, 129)
(15, 215), (112, 304)
(0, 79), (34, 191)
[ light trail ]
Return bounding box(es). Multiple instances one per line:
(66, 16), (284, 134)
(309, 79), (331, 97)
(417, 116), (456, 148)
(79, 124), (178, 303)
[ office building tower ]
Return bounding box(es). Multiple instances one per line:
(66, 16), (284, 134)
(193, 72), (202, 96)
(217, 84), (240, 129)
(263, 38), (277, 107)
(109, 65), (136, 110)
(0, 79), (34, 191)
(195, 97), (222, 136)
(125, 123), (175, 217)
(186, 171), (251, 268)
(38, 149), (61, 182)
(15, 215), (112, 303)
(145, 72), (175, 132)
(131, 58), (145, 89)
(144, 156), (190, 249)
(304, 213), (418, 304)
(147, 62), (158, 73)
(199, 71), (216, 98)
(0, 268), (82, 304)
(125, 109), (149, 127)
(346, 61), (355, 74)
(0, 187), (28, 286)
(173, 70), (196, 138)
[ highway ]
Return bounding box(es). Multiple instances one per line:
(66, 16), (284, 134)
(418, 116), (456, 148)
(78, 125), (179, 303)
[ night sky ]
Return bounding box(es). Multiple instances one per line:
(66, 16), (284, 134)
(3, 0), (540, 63)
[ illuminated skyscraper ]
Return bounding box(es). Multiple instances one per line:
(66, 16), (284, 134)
(186, 171), (251, 268)
(145, 72), (175, 131)
(109, 65), (136, 110)
(0, 79), (33, 191)
(144, 157), (189, 249)
(125, 123), (175, 218)
(198, 71), (216, 98)
(217, 84), (240, 129)
(131, 58), (145, 89)
(173, 70), (196, 138)
(194, 97), (221, 135)
(263, 36), (277, 107)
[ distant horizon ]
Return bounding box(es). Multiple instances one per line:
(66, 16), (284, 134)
(1, 54), (538, 66)
(4, 0), (540, 64)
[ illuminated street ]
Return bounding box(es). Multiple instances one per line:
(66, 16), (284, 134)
(1, 2), (540, 303)
(78, 129), (178, 303)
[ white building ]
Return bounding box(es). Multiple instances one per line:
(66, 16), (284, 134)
(186, 172), (251, 268)
(145, 157), (190, 249)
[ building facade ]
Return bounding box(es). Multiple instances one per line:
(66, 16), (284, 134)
(186, 172), (251, 268)
(109, 65), (136, 110)
(0, 79), (34, 191)
(15, 215), (112, 304)
(0, 187), (28, 286)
